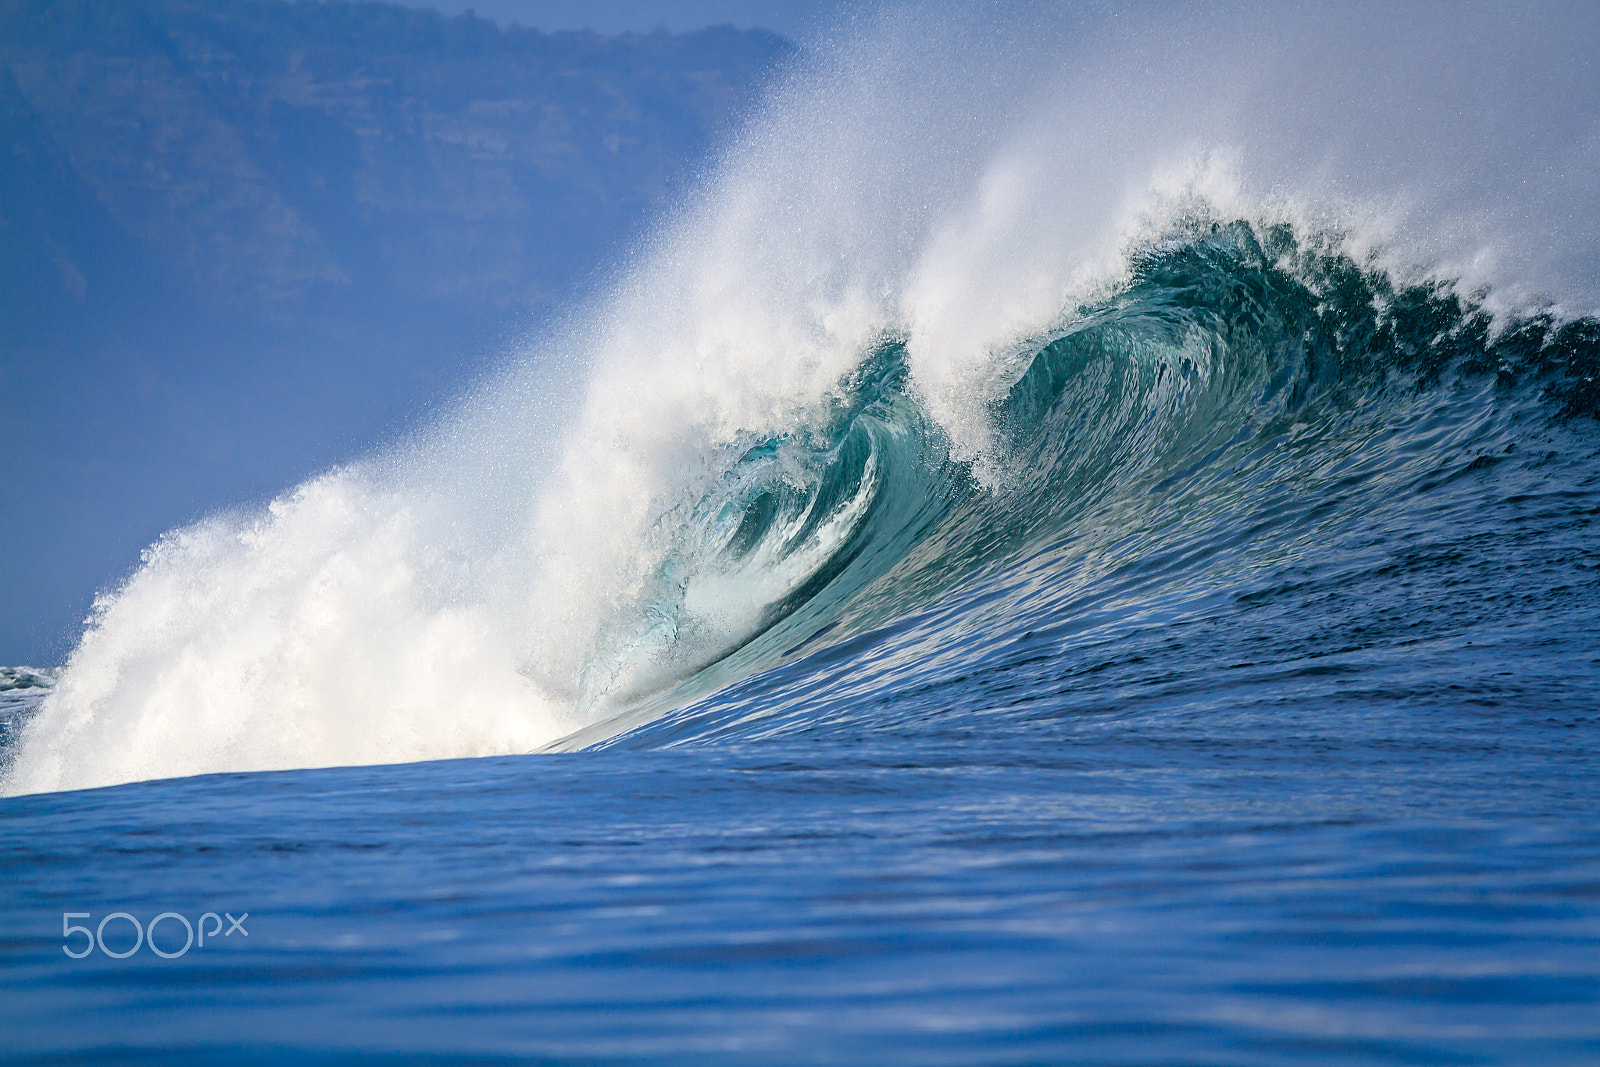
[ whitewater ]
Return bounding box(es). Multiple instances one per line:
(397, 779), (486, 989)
(3, 0), (1598, 794)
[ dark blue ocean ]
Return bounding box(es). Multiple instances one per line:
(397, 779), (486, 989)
(6, 3), (1600, 1060)
(5, 220), (1600, 1063)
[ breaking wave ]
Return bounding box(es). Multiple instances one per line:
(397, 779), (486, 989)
(5, 1), (1599, 794)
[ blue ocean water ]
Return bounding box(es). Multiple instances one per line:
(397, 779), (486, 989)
(5, 4), (1600, 1062)
(1, 721), (1597, 1065)
(5, 220), (1600, 1063)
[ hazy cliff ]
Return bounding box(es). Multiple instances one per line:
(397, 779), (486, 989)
(0, 0), (791, 661)
(0, 0), (790, 323)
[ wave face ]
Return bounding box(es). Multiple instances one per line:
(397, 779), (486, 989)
(5, 2), (1600, 794)
(578, 223), (1600, 750)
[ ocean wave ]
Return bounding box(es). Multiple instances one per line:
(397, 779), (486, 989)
(558, 219), (1600, 746)
(0, 666), (58, 692)
(5, 2), (1597, 795)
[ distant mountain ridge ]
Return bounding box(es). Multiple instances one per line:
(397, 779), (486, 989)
(0, 0), (792, 324)
(0, 0), (792, 664)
